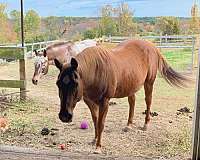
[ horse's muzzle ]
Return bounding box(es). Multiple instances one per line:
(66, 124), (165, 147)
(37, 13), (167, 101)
(32, 79), (38, 85)
(59, 112), (73, 123)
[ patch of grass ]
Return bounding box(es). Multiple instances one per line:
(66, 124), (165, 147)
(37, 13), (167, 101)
(0, 99), (57, 147)
(162, 49), (192, 71)
(162, 125), (192, 158)
(11, 100), (40, 113)
(46, 66), (58, 77)
(1, 99), (40, 136)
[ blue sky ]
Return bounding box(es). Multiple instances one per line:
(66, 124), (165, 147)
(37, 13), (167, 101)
(0, 0), (195, 17)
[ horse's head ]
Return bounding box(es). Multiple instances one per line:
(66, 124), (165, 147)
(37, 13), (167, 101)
(32, 49), (49, 85)
(55, 58), (83, 123)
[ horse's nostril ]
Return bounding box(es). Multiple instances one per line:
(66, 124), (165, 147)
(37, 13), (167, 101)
(32, 79), (38, 85)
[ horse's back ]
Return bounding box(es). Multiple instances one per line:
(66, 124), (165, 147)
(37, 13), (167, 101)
(113, 40), (157, 56)
(112, 39), (159, 78)
(111, 40), (160, 97)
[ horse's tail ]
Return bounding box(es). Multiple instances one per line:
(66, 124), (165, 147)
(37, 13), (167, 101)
(157, 50), (189, 87)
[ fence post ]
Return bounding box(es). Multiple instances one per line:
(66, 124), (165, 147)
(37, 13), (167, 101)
(19, 48), (26, 100)
(39, 43), (42, 50)
(165, 34), (168, 43)
(192, 46), (200, 159)
(109, 35), (112, 43)
(160, 36), (162, 46)
(31, 43), (34, 53)
(192, 37), (195, 71)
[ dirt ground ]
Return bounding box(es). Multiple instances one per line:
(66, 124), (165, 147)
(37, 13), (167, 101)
(0, 56), (196, 159)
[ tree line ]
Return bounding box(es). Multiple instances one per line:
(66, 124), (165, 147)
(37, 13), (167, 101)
(0, 2), (195, 44)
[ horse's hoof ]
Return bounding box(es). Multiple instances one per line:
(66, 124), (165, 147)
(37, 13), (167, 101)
(93, 147), (102, 154)
(122, 126), (132, 132)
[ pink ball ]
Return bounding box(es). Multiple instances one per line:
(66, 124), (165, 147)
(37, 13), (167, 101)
(80, 120), (89, 129)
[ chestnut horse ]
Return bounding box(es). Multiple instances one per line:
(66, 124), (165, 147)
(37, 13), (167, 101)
(54, 40), (187, 153)
(32, 39), (97, 85)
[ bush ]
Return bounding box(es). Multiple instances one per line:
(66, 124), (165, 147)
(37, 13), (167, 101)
(83, 29), (96, 39)
(155, 17), (180, 35)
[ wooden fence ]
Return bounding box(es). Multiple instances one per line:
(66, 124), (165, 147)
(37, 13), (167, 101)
(0, 40), (58, 58)
(106, 35), (195, 48)
(24, 40), (58, 53)
(0, 46), (26, 100)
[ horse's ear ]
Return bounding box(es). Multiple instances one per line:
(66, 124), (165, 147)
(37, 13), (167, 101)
(43, 49), (47, 57)
(70, 58), (78, 70)
(54, 59), (62, 71)
(33, 49), (38, 56)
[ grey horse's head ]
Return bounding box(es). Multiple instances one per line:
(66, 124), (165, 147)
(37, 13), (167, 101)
(32, 49), (49, 85)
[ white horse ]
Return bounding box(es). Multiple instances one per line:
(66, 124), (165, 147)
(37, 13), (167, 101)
(32, 39), (98, 85)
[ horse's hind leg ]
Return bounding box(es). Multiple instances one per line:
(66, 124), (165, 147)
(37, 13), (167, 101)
(143, 81), (154, 131)
(83, 98), (99, 144)
(127, 95), (136, 127)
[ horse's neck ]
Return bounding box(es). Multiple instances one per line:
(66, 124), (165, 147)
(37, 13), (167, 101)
(77, 56), (116, 100)
(77, 51), (114, 87)
(47, 46), (68, 62)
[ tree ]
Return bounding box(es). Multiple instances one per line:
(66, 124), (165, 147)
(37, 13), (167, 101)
(24, 10), (41, 42)
(98, 5), (118, 36)
(10, 10), (21, 38)
(156, 17), (180, 35)
(115, 2), (137, 36)
(98, 3), (137, 36)
(0, 3), (17, 43)
(190, 3), (200, 34)
(25, 10), (40, 32)
(43, 16), (62, 40)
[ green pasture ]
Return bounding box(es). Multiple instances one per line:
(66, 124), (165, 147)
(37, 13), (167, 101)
(161, 48), (192, 72)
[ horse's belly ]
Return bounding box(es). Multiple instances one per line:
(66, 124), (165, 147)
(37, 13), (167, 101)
(112, 55), (148, 98)
(113, 80), (144, 98)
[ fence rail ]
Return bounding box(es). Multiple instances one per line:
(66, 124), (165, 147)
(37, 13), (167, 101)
(105, 35), (196, 72)
(106, 35), (195, 47)
(0, 46), (26, 99)
(0, 40), (59, 58)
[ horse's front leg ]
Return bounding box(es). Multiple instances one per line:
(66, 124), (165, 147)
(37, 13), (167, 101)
(83, 98), (99, 144)
(95, 98), (109, 154)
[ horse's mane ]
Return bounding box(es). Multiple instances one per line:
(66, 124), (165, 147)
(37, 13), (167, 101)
(46, 41), (74, 51)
